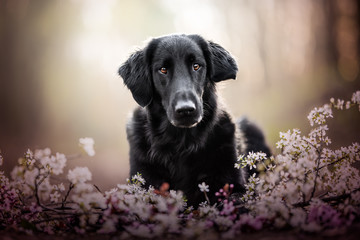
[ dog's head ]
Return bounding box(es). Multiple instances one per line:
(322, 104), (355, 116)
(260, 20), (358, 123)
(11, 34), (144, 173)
(119, 34), (238, 128)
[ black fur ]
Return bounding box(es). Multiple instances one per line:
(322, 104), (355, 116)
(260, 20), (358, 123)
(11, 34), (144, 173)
(119, 34), (270, 206)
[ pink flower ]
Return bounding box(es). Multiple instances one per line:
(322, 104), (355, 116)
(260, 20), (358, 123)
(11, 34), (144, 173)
(308, 203), (344, 228)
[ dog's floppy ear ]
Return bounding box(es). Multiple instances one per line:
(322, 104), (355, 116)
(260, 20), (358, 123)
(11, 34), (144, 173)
(208, 41), (238, 82)
(188, 35), (238, 82)
(119, 49), (153, 107)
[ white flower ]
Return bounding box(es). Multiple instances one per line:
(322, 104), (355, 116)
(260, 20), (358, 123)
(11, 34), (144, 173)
(351, 90), (360, 104)
(40, 152), (67, 175)
(79, 137), (95, 157)
(73, 182), (94, 193)
(346, 101), (351, 109)
(72, 192), (106, 210)
(34, 148), (51, 160)
(38, 178), (52, 201)
(57, 183), (65, 192)
(50, 191), (61, 203)
(67, 167), (92, 184)
(198, 182), (209, 192)
(154, 213), (180, 233)
(307, 105), (333, 126)
(25, 149), (33, 159)
(247, 159), (257, 170)
(237, 154), (245, 162)
(267, 164), (276, 171)
(248, 151), (267, 162)
(105, 188), (118, 198)
(11, 165), (25, 180)
(131, 173), (145, 185)
(335, 99), (344, 109)
(248, 173), (261, 185)
(0, 154), (3, 166)
(24, 168), (39, 187)
(215, 215), (234, 228)
(53, 153), (67, 175)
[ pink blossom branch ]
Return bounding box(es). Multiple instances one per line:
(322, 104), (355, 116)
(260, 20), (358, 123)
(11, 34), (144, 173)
(294, 187), (360, 208)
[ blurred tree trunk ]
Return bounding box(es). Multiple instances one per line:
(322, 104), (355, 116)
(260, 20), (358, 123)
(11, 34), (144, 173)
(322, 0), (360, 84)
(0, 0), (50, 163)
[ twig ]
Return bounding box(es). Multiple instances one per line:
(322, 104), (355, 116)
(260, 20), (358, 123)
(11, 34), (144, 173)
(204, 192), (210, 204)
(321, 188), (360, 204)
(34, 174), (42, 206)
(61, 182), (74, 208)
(310, 149), (322, 199)
(94, 184), (102, 193)
(294, 187), (360, 208)
(304, 148), (360, 175)
(318, 148), (359, 170)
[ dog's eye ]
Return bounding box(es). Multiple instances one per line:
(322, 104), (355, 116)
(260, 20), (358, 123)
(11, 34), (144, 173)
(193, 63), (200, 71)
(159, 67), (168, 74)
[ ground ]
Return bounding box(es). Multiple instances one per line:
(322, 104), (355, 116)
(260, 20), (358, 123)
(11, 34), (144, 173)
(1, 224), (360, 240)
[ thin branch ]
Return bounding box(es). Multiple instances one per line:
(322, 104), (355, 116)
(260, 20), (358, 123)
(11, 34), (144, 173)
(302, 148), (360, 180)
(318, 148), (359, 170)
(294, 187), (360, 208)
(321, 188), (360, 204)
(34, 174), (42, 206)
(310, 148), (322, 199)
(94, 184), (102, 193)
(61, 182), (74, 208)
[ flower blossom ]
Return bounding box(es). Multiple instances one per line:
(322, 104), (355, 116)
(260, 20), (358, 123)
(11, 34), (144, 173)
(40, 152), (67, 175)
(67, 167), (92, 184)
(307, 200), (344, 229)
(53, 183), (65, 192)
(131, 172), (146, 185)
(50, 191), (61, 203)
(1, 90), (360, 237)
(307, 104), (333, 126)
(198, 182), (209, 192)
(351, 90), (360, 105)
(34, 148), (51, 160)
(79, 137), (95, 157)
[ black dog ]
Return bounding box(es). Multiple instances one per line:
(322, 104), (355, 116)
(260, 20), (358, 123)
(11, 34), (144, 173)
(119, 34), (270, 206)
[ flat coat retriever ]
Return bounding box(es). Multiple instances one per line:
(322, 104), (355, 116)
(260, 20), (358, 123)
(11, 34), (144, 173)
(119, 34), (270, 206)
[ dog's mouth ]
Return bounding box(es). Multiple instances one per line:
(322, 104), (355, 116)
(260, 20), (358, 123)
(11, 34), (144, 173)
(170, 115), (203, 128)
(167, 95), (203, 128)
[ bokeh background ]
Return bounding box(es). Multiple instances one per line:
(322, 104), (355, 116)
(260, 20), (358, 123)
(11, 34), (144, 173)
(1, 0), (359, 190)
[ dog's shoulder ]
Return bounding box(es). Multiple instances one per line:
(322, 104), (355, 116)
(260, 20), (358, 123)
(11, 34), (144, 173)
(126, 107), (148, 141)
(208, 109), (236, 145)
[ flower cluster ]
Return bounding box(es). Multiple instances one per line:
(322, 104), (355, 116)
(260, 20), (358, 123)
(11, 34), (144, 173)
(0, 138), (98, 234)
(235, 90), (360, 232)
(1, 91), (360, 238)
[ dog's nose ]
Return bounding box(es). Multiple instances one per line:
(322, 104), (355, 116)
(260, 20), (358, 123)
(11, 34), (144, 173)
(175, 101), (196, 116)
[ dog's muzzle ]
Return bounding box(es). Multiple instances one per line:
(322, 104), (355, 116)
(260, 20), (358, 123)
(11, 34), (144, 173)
(169, 92), (203, 128)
